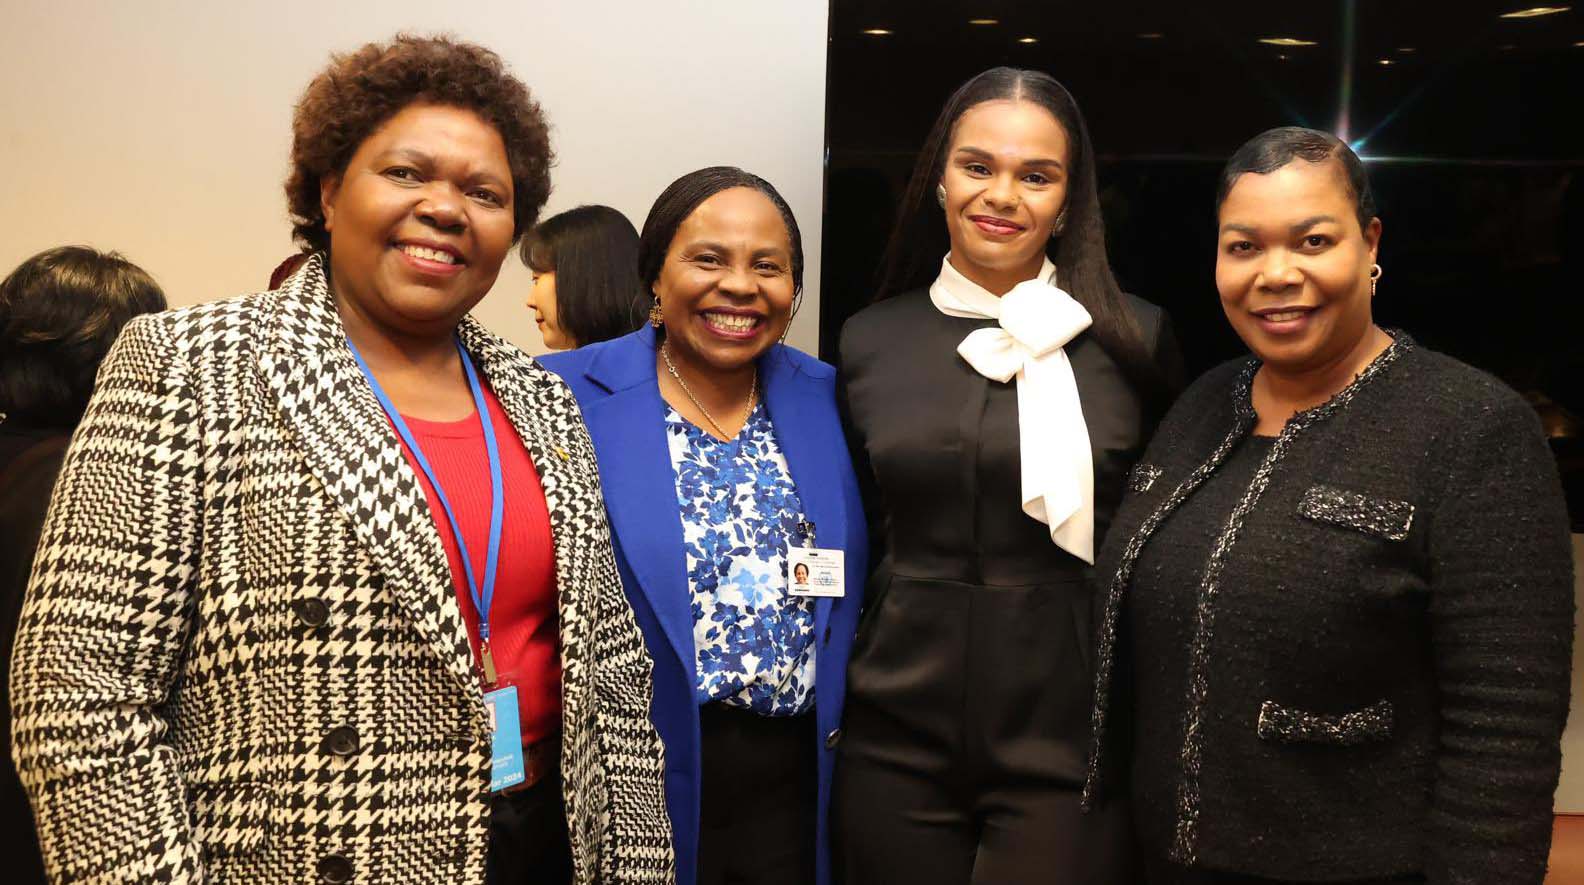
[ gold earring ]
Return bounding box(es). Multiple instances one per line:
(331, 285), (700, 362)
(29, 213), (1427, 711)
(1369, 263), (1382, 298)
(649, 297), (665, 328)
(1051, 210), (1068, 239)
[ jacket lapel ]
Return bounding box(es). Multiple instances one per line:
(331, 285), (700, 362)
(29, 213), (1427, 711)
(254, 255), (482, 714)
(580, 329), (696, 675)
(456, 318), (602, 731)
(760, 348), (844, 644)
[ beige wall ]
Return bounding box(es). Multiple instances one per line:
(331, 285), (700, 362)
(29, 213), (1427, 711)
(0, 0), (828, 355)
(1556, 534), (1584, 811)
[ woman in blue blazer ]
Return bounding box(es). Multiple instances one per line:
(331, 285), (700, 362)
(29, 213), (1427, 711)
(540, 167), (867, 885)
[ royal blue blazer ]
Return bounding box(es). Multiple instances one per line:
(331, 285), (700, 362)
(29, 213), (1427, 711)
(539, 326), (867, 885)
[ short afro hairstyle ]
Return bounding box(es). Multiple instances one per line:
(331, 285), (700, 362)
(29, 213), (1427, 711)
(285, 34), (554, 253)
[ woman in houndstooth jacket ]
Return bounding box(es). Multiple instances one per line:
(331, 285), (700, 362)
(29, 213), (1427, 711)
(9, 36), (672, 884)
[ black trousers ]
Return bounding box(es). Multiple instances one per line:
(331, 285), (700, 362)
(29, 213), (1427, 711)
(834, 577), (1132, 885)
(486, 773), (572, 885)
(699, 702), (817, 885)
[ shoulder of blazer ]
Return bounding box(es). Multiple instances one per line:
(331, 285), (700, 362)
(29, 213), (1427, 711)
(1119, 291), (1167, 345)
(763, 342), (836, 383)
(121, 291), (272, 365)
(537, 327), (658, 403)
(1143, 356), (1251, 455)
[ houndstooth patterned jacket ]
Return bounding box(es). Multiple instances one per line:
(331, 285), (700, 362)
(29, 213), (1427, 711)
(9, 255), (674, 884)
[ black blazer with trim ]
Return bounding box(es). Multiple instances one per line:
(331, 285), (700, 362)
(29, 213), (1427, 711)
(1084, 335), (1574, 883)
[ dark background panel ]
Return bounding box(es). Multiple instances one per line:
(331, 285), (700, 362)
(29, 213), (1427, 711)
(821, 0), (1584, 522)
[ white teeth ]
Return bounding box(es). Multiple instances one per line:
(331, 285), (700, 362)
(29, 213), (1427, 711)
(1263, 310), (1308, 322)
(400, 244), (459, 265)
(704, 312), (758, 333)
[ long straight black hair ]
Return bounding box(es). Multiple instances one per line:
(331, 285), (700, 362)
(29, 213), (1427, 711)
(876, 67), (1158, 389)
(521, 204), (645, 346)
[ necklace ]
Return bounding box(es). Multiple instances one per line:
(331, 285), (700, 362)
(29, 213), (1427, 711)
(660, 341), (757, 439)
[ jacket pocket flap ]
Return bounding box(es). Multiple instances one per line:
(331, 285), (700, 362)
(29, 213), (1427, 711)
(1257, 699), (1394, 745)
(1297, 484), (1415, 541)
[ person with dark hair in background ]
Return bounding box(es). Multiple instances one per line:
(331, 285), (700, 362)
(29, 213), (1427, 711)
(0, 245), (167, 885)
(834, 67), (1182, 883)
(540, 166), (867, 885)
(522, 204), (645, 349)
(9, 35), (671, 885)
(1086, 126), (1573, 884)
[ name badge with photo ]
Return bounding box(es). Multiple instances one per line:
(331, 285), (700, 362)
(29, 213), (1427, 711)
(788, 547), (845, 598)
(485, 685), (525, 792)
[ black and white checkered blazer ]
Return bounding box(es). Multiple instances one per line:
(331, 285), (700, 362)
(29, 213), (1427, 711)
(9, 255), (674, 884)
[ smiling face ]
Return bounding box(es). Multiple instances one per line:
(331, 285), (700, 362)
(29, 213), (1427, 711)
(320, 102), (516, 344)
(653, 186), (796, 374)
(1216, 157), (1381, 376)
(526, 269), (572, 349)
(940, 99), (1071, 293)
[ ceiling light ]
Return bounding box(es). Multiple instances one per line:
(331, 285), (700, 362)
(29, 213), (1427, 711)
(1137, 32), (1165, 39)
(1277, 53), (1290, 60)
(862, 28), (893, 36)
(969, 18), (999, 25)
(1259, 37), (1319, 47)
(1017, 36), (1039, 44)
(1377, 58), (1394, 65)
(1499, 6), (1571, 18)
(1397, 47), (1417, 53)
(1575, 40), (1584, 46)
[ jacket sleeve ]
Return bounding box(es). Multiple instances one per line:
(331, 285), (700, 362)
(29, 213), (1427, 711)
(9, 316), (206, 883)
(1424, 397), (1574, 885)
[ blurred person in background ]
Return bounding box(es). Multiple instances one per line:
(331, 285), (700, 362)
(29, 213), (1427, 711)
(0, 245), (167, 885)
(522, 204), (646, 349)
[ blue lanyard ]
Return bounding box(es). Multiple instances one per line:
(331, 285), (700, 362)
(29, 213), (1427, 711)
(347, 336), (505, 683)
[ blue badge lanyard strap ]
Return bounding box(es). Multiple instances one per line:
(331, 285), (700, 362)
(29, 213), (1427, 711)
(347, 336), (505, 686)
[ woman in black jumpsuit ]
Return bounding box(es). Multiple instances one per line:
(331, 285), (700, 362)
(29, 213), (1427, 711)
(834, 67), (1181, 884)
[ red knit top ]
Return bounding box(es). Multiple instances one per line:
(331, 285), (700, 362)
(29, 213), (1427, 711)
(395, 385), (561, 746)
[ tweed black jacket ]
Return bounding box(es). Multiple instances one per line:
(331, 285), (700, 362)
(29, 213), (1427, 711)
(1084, 335), (1573, 884)
(9, 256), (674, 884)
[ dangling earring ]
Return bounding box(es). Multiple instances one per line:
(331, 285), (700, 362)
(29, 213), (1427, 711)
(1050, 210), (1068, 239)
(648, 296), (665, 328)
(935, 183), (947, 208)
(1369, 263), (1382, 298)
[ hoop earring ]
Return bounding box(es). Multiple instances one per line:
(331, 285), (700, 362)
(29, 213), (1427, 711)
(648, 297), (665, 328)
(935, 183), (947, 208)
(1051, 210), (1068, 239)
(1369, 263), (1382, 298)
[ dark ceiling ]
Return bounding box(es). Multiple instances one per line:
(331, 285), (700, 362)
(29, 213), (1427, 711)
(827, 0), (1584, 161)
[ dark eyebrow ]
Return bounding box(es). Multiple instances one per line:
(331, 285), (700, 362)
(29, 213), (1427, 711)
(1290, 214), (1339, 233)
(383, 147), (510, 192)
(750, 246), (791, 262)
(953, 145), (1064, 171)
(1219, 215), (1342, 237)
(683, 241), (790, 261)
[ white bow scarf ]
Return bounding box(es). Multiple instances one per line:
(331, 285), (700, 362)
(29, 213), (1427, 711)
(929, 255), (1097, 563)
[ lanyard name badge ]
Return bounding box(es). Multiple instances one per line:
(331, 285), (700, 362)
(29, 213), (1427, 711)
(348, 336), (525, 791)
(788, 519), (845, 598)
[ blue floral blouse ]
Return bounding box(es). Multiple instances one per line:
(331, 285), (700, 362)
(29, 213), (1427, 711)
(665, 402), (816, 716)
